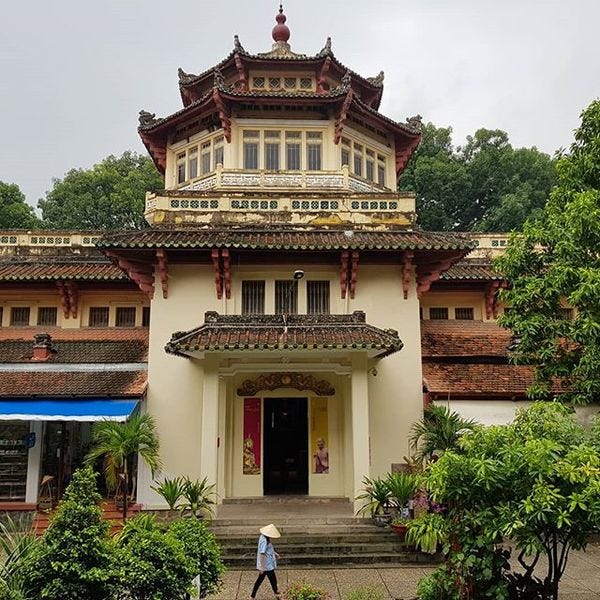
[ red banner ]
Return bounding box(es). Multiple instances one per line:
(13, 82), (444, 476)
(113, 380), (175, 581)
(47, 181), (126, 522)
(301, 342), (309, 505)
(243, 398), (261, 474)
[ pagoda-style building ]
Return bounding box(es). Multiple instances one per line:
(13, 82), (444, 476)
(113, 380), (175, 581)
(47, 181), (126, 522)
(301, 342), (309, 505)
(100, 8), (473, 508)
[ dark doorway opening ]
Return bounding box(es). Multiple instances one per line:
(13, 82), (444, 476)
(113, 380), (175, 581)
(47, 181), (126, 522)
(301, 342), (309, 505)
(263, 398), (308, 495)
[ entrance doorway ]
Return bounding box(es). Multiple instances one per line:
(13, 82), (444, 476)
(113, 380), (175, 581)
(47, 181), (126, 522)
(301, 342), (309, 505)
(263, 398), (308, 495)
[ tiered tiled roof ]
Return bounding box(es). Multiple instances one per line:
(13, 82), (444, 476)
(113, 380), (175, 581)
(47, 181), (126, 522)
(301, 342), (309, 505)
(440, 260), (503, 281)
(0, 329), (148, 399)
(100, 228), (474, 252)
(0, 371), (146, 398)
(0, 260), (125, 281)
(420, 320), (533, 399)
(166, 311), (403, 358)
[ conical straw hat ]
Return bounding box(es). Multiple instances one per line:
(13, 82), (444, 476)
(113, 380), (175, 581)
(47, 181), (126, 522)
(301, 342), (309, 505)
(259, 523), (281, 538)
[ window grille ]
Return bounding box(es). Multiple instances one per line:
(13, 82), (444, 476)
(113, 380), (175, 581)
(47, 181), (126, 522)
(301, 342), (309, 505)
(37, 307), (58, 327)
(264, 132), (280, 171)
(286, 132), (301, 170)
(275, 280), (298, 314)
(253, 77), (265, 89)
(429, 307), (449, 320)
(300, 78), (312, 89)
(116, 307), (137, 328)
(242, 281), (266, 314)
(142, 306), (151, 327)
(188, 147), (198, 179)
(10, 307), (30, 327)
(177, 152), (186, 184)
(89, 307), (109, 327)
(213, 137), (224, 166)
(307, 281), (330, 315)
(455, 307), (474, 320)
(307, 143), (322, 171)
(284, 77), (296, 89)
(269, 77), (281, 89)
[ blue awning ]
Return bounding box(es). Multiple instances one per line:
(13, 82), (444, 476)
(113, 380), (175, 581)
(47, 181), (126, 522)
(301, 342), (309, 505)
(0, 398), (140, 422)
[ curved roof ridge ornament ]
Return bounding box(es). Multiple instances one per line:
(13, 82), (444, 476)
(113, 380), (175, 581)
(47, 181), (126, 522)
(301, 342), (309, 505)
(405, 114), (423, 133)
(317, 36), (333, 58)
(367, 70), (385, 87)
(233, 34), (248, 55)
(177, 67), (197, 85)
(272, 4), (291, 43)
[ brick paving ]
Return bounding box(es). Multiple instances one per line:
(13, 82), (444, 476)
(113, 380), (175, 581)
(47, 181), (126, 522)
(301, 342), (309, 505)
(208, 544), (600, 600)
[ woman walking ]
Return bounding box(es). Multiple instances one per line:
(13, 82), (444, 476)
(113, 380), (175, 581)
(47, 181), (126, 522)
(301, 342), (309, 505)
(250, 523), (281, 599)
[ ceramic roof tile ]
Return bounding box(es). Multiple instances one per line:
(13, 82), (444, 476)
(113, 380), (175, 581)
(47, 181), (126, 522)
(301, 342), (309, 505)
(99, 229), (474, 252)
(441, 260), (503, 281)
(0, 371), (147, 398)
(0, 327), (149, 342)
(166, 311), (403, 358)
(0, 261), (126, 281)
(421, 320), (511, 358)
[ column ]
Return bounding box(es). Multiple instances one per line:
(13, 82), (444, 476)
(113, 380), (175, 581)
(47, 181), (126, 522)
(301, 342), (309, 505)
(25, 421), (43, 504)
(200, 359), (219, 488)
(351, 354), (370, 513)
(216, 377), (227, 503)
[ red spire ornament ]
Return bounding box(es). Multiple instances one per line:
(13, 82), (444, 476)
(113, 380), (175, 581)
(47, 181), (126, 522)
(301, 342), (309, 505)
(272, 4), (290, 43)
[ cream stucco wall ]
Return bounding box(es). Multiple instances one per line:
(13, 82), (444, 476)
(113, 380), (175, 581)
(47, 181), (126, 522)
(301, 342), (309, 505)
(350, 266), (423, 477)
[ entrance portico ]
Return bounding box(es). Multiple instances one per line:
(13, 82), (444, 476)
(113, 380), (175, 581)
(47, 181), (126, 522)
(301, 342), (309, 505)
(162, 311), (403, 511)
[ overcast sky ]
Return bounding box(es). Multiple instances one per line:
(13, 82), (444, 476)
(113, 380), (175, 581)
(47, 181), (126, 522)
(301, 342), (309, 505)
(1, 0), (598, 208)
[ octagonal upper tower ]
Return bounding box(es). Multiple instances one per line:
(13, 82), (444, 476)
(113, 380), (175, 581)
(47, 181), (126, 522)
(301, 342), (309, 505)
(139, 7), (422, 229)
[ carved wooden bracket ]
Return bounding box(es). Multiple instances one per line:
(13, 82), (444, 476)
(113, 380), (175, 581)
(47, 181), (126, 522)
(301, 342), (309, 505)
(212, 89), (231, 142)
(234, 53), (248, 91)
(56, 281), (70, 318)
(334, 89), (353, 144)
(106, 251), (155, 298)
(156, 248), (169, 299)
(340, 250), (349, 299)
(64, 281), (79, 318)
(222, 248), (231, 300)
(349, 251), (359, 299)
(237, 372), (335, 397)
(317, 56), (331, 93)
(416, 257), (457, 298)
(211, 248), (223, 299)
(485, 281), (507, 319)
(401, 251), (414, 300)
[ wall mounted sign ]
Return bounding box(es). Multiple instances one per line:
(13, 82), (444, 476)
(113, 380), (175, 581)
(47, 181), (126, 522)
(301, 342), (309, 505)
(243, 398), (261, 475)
(311, 397), (329, 474)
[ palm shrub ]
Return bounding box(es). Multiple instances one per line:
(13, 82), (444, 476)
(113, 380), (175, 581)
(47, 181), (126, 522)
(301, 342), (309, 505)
(152, 476), (186, 511)
(0, 515), (38, 600)
(355, 476), (391, 518)
(180, 477), (216, 518)
(86, 413), (161, 521)
(167, 517), (225, 598)
(24, 466), (117, 600)
(410, 404), (478, 462)
(385, 472), (416, 512)
(116, 515), (195, 600)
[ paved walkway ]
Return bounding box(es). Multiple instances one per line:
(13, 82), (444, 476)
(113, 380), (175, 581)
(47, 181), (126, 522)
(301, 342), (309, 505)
(208, 544), (600, 600)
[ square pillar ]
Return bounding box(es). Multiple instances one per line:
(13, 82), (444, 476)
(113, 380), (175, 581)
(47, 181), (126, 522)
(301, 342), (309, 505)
(25, 421), (43, 503)
(351, 354), (370, 512)
(200, 358), (220, 489)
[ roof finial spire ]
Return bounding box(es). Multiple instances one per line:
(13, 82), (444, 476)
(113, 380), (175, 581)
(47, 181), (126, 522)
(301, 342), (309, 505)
(272, 3), (290, 43)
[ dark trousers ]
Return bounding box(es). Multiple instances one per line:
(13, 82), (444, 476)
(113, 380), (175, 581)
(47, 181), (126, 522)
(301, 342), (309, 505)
(251, 569), (278, 598)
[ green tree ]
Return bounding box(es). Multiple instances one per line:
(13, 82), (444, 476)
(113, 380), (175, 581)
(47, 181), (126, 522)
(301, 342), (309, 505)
(0, 182), (39, 229)
(86, 414), (161, 522)
(497, 99), (600, 404)
(411, 403), (600, 600)
(400, 123), (556, 232)
(38, 151), (163, 230)
(25, 467), (117, 600)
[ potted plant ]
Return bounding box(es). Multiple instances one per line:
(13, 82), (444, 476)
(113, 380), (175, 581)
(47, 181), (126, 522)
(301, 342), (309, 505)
(355, 476), (392, 526)
(385, 472), (416, 517)
(86, 413), (161, 522)
(151, 476), (185, 519)
(179, 476), (216, 519)
(390, 516), (411, 538)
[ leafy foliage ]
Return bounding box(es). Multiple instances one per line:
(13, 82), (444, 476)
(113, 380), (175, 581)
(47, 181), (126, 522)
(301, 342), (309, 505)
(283, 581), (331, 600)
(384, 472), (416, 510)
(409, 404), (478, 461)
(115, 516), (195, 600)
(413, 402), (600, 600)
(86, 413), (161, 521)
(400, 123), (556, 231)
(0, 182), (39, 229)
(152, 476), (186, 510)
(0, 515), (38, 600)
(355, 476), (392, 517)
(167, 517), (225, 598)
(38, 151), (163, 230)
(344, 586), (386, 600)
(497, 99), (600, 404)
(179, 476), (216, 518)
(24, 466), (117, 600)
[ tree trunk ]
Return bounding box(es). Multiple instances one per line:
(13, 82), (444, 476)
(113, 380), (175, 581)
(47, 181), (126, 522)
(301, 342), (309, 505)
(122, 461), (129, 523)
